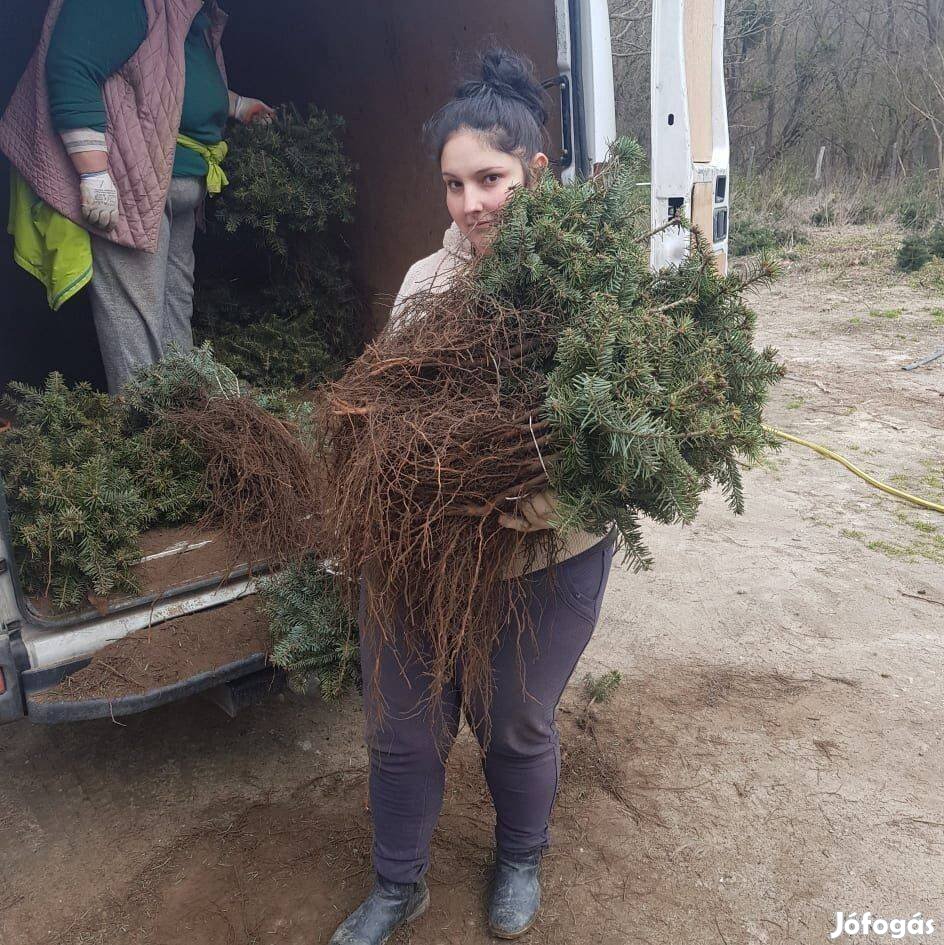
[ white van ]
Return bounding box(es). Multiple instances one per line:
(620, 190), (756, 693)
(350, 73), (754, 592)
(0, 0), (618, 724)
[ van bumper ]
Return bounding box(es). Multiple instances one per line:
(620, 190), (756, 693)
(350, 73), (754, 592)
(22, 653), (269, 724)
(0, 631), (28, 724)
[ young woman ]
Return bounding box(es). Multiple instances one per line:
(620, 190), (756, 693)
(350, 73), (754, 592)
(328, 49), (615, 945)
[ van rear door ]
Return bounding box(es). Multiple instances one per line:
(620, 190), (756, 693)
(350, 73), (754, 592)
(555, 0), (617, 179)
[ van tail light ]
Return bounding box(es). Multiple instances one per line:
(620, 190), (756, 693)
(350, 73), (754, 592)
(0, 668), (6, 696)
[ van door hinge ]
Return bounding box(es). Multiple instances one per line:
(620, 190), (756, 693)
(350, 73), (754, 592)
(542, 74), (573, 171)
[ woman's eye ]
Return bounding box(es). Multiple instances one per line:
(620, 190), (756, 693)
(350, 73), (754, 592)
(484, 175), (501, 185)
(447, 181), (462, 191)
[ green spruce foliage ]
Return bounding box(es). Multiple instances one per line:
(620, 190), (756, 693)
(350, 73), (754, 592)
(193, 105), (361, 388)
(0, 347), (238, 610)
(927, 223), (944, 258)
(897, 234), (931, 272)
(474, 138), (784, 568)
(123, 343), (243, 422)
(729, 214), (806, 256)
(897, 174), (940, 231)
(582, 670), (623, 707)
(258, 558), (359, 699)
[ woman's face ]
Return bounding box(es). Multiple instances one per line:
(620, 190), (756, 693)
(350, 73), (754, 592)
(440, 129), (548, 254)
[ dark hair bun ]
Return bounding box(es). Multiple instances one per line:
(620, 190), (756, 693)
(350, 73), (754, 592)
(459, 48), (549, 127)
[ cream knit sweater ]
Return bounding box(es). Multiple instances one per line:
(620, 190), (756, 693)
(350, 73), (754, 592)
(387, 223), (607, 576)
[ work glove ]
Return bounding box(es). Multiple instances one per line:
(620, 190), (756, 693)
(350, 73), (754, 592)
(79, 170), (120, 231)
(231, 94), (275, 125)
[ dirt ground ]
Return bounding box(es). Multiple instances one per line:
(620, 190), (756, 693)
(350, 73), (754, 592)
(1, 225), (942, 945)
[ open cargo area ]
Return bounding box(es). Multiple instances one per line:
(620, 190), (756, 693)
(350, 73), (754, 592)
(0, 0), (570, 389)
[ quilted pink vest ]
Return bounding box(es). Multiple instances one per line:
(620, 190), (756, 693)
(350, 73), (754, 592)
(0, 0), (228, 252)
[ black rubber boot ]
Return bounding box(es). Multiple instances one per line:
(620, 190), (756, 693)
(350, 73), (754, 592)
(328, 874), (430, 945)
(488, 849), (542, 939)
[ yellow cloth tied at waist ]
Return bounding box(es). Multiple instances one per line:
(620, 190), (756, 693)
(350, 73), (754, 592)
(7, 168), (92, 311)
(176, 134), (229, 194)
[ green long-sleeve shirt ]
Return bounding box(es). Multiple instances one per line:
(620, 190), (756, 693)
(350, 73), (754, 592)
(46, 0), (229, 178)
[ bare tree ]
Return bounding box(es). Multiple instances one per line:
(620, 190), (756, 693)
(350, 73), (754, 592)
(608, 0), (944, 178)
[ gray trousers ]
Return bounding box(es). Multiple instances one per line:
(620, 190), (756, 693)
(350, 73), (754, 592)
(360, 532), (616, 884)
(88, 177), (205, 394)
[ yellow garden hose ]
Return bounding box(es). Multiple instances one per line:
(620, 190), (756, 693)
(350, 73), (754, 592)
(764, 426), (944, 515)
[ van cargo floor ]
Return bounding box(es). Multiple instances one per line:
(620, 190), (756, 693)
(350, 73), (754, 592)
(30, 596), (270, 706)
(25, 524), (248, 619)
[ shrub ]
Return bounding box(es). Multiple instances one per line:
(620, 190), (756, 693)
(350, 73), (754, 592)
(849, 202), (880, 225)
(811, 204), (837, 227)
(897, 235), (931, 272)
(0, 375), (211, 609)
(729, 215), (807, 256)
(897, 174), (941, 231)
(927, 223), (944, 258)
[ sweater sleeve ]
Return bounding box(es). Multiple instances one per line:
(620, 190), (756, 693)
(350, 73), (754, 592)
(46, 0), (149, 132)
(385, 249), (461, 338)
(384, 263), (422, 339)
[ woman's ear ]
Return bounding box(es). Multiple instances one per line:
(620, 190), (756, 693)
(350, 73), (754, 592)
(532, 152), (550, 172)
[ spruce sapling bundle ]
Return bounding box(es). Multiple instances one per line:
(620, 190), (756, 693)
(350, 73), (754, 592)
(320, 138), (783, 727)
(0, 349), (234, 610)
(259, 558), (359, 699)
(193, 104), (361, 388)
(169, 396), (322, 566)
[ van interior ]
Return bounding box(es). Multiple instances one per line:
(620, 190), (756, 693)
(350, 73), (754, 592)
(0, 0), (572, 391)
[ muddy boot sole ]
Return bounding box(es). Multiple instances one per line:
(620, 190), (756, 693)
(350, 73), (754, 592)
(489, 913), (537, 940)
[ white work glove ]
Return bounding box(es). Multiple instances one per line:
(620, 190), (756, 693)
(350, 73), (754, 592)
(231, 94), (275, 125)
(79, 170), (120, 230)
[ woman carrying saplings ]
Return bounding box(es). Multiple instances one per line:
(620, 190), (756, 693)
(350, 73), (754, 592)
(328, 49), (615, 945)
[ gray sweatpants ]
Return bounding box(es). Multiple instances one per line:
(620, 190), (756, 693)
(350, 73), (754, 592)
(360, 532), (616, 884)
(88, 177), (205, 394)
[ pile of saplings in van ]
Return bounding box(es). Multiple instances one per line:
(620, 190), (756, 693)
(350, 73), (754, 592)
(193, 104), (362, 388)
(0, 106), (362, 698)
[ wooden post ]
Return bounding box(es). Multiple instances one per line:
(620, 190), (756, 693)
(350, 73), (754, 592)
(814, 145), (826, 182)
(887, 141), (900, 180)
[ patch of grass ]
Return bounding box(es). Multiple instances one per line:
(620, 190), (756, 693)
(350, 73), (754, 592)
(861, 465), (944, 565)
(786, 397), (804, 409)
(909, 520), (938, 535)
(840, 528), (865, 540)
(912, 459), (944, 497)
(868, 308), (903, 319)
(849, 203), (880, 225)
(929, 308), (944, 325)
(866, 540), (918, 561)
(849, 316), (862, 326)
